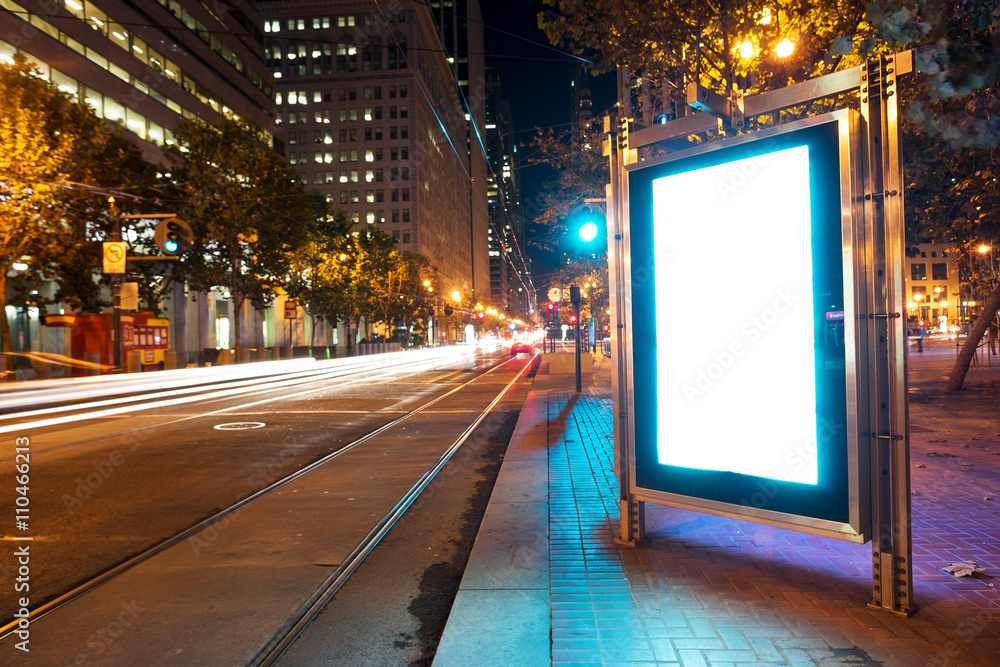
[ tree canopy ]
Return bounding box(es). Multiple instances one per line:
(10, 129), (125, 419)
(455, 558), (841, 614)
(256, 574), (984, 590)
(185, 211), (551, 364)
(538, 0), (1000, 390)
(0, 54), (150, 358)
(167, 116), (321, 349)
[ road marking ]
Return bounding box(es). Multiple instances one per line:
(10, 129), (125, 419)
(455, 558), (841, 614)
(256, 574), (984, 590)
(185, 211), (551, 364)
(422, 369), (463, 384)
(214, 422), (267, 430)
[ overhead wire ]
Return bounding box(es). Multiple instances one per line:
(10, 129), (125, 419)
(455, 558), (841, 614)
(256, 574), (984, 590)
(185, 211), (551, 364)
(370, 0), (536, 308)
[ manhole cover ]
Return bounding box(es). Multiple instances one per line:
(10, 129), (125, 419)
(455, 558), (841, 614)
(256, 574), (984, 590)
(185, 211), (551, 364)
(213, 422), (267, 431)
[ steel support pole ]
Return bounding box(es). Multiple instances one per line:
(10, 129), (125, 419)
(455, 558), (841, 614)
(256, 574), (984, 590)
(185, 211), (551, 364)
(574, 300), (581, 393)
(606, 116), (645, 546)
(110, 198), (122, 373)
(862, 55), (916, 616)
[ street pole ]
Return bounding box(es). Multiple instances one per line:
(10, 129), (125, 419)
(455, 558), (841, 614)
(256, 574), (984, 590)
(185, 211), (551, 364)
(571, 284), (582, 393)
(109, 197), (122, 372)
(574, 301), (581, 392)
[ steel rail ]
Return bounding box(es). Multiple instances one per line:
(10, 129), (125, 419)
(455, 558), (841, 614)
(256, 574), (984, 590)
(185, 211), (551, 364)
(247, 353), (538, 667)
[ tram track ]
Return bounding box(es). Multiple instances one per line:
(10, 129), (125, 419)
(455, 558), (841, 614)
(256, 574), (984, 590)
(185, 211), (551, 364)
(0, 351), (537, 662)
(248, 353), (535, 666)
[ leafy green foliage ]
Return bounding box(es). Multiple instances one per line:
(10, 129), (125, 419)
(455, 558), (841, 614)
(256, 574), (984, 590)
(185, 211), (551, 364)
(0, 54), (150, 355)
(288, 220), (435, 348)
(851, 2), (1000, 148)
(540, 0), (868, 107)
(526, 121), (608, 253)
(167, 117), (318, 348)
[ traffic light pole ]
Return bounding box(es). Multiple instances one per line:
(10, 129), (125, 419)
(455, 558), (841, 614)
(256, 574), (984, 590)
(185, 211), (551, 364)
(574, 301), (581, 393)
(571, 284), (582, 393)
(110, 198), (122, 372)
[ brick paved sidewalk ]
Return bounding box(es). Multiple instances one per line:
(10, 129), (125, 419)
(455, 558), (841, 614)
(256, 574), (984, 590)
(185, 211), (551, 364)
(436, 340), (1000, 666)
(550, 341), (1000, 666)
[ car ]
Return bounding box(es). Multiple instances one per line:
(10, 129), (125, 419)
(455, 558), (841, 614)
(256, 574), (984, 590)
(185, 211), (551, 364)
(510, 342), (534, 355)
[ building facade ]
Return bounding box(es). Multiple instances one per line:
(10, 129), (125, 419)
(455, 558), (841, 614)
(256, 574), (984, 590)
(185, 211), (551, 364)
(905, 243), (961, 330)
(0, 0), (278, 164)
(259, 0), (486, 301)
(483, 67), (532, 319)
(1, 0), (281, 367)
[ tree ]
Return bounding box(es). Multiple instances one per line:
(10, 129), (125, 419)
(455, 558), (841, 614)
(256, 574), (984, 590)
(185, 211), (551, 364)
(540, 0), (868, 111)
(872, 1), (1000, 390)
(847, 1), (1000, 149)
(167, 117), (318, 350)
(286, 208), (354, 346)
(526, 120), (609, 254)
(289, 223), (433, 352)
(0, 54), (150, 365)
(373, 251), (432, 345)
(541, 1), (1000, 390)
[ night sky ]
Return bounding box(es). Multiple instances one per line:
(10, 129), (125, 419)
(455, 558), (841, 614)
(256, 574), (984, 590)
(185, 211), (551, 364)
(478, 0), (615, 275)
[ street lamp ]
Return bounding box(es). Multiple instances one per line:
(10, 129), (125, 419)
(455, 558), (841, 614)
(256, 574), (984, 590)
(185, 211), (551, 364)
(775, 39), (795, 58)
(978, 244), (995, 280)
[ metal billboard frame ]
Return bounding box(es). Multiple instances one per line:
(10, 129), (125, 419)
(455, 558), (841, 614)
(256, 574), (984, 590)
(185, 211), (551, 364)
(605, 53), (915, 616)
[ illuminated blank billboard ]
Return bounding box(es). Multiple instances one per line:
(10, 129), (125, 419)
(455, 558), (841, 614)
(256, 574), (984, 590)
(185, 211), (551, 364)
(626, 110), (869, 540)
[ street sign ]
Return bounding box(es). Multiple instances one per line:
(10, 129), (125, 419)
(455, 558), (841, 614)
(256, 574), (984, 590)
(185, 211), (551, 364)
(284, 300), (298, 319)
(547, 287), (562, 302)
(120, 282), (138, 310)
(103, 241), (126, 274)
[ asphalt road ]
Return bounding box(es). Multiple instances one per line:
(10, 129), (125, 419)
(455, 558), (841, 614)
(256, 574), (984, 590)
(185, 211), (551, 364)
(0, 348), (537, 665)
(276, 371), (535, 667)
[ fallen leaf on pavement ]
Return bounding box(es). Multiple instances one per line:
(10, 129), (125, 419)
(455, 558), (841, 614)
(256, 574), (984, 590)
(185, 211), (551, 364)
(941, 560), (985, 578)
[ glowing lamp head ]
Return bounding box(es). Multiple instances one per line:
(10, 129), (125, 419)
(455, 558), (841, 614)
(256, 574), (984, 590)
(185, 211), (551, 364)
(775, 39), (795, 58)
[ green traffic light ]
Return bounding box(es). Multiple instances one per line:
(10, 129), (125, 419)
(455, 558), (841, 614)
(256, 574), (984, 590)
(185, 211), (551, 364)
(579, 221), (599, 243)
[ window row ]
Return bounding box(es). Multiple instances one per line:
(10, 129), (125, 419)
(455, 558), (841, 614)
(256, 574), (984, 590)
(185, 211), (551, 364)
(910, 263), (948, 281)
(8, 2), (255, 125)
(287, 126), (409, 145)
(300, 168), (411, 184)
(328, 210), (411, 227)
(288, 147), (410, 164)
(263, 12), (405, 33)
(273, 84), (409, 106)
(150, 0), (271, 96)
(0, 40), (174, 146)
(267, 41), (407, 76)
(281, 106), (408, 125)
(336, 189), (411, 204)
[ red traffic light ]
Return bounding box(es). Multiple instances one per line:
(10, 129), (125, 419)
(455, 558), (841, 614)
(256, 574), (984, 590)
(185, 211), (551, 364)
(546, 303), (555, 311)
(477, 312), (485, 320)
(570, 315), (577, 324)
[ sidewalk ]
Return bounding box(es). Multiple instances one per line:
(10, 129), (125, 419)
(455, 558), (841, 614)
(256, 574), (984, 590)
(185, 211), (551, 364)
(435, 339), (1000, 666)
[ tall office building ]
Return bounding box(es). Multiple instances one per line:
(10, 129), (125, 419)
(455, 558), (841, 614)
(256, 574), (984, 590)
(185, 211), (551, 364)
(0, 0), (278, 164)
(1, 0), (280, 361)
(484, 67), (532, 319)
(259, 0), (484, 298)
(426, 0), (489, 299)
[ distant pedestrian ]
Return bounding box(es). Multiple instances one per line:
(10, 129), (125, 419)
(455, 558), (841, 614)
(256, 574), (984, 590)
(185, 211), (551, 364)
(916, 324), (924, 353)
